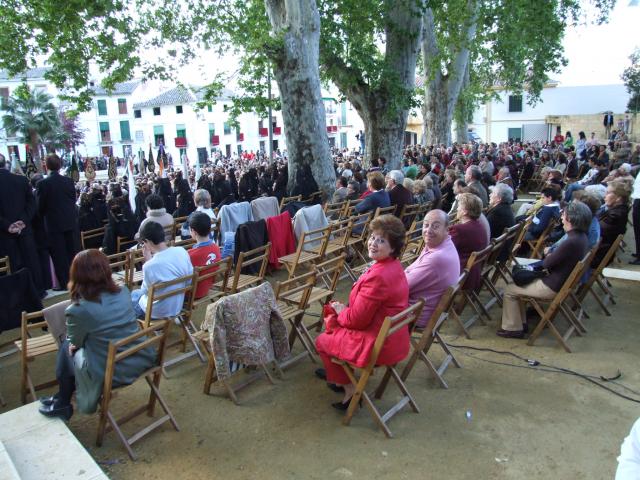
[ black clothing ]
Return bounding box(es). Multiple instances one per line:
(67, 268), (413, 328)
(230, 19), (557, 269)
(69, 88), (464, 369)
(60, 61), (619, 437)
(0, 267), (43, 332)
(233, 219), (269, 273)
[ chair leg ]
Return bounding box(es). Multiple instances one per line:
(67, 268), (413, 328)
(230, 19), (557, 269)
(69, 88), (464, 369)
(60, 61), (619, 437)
(107, 410), (137, 461)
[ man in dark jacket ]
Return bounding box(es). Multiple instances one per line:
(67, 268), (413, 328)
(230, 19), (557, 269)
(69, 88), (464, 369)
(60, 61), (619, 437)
(37, 154), (80, 289)
(0, 154), (44, 295)
(386, 170), (413, 219)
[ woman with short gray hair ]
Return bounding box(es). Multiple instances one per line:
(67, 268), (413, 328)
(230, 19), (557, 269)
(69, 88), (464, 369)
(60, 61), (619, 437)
(498, 201), (590, 339)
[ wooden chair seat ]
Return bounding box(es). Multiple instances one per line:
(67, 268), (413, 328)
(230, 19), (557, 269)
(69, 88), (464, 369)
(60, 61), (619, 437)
(280, 250), (320, 265)
(14, 334), (58, 358)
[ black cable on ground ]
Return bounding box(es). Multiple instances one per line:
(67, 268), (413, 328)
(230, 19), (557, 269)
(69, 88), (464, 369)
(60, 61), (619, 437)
(446, 343), (640, 404)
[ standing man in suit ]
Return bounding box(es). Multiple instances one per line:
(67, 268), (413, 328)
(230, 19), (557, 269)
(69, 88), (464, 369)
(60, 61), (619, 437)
(0, 154), (44, 295)
(604, 112), (614, 139)
(37, 154), (80, 290)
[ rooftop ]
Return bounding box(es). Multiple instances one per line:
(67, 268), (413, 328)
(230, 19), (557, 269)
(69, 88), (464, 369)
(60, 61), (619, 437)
(92, 80), (142, 96)
(0, 67), (52, 81)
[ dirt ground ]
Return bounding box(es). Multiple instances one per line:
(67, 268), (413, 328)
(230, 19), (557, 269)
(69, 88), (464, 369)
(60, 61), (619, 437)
(2, 237), (640, 479)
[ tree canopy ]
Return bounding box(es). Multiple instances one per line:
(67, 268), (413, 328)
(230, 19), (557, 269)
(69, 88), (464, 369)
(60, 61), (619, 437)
(622, 47), (640, 113)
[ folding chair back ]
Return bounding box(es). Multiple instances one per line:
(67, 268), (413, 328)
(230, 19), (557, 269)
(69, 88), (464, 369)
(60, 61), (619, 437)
(15, 309), (59, 403)
(508, 216), (533, 263)
(306, 191), (323, 203)
(106, 251), (130, 286)
(97, 320), (179, 460)
(229, 243), (271, 293)
(81, 226), (106, 250)
(343, 199), (363, 218)
(142, 273), (195, 328)
(525, 216), (559, 259)
(313, 253), (347, 302)
(399, 220), (424, 267)
(324, 218), (353, 257)
(174, 237), (197, 249)
(0, 256), (11, 275)
(126, 248), (145, 289)
(188, 257), (233, 311)
(279, 194), (303, 210)
(399, 203), (422, 229)
(374, 205), (397, 218)
(332, 300), (425, 438)
(324, 201), (347, 221)
(399, 273), (467, 389)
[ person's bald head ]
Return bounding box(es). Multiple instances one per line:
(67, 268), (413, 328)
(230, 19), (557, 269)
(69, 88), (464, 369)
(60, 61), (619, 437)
(422, 209), (449, 249)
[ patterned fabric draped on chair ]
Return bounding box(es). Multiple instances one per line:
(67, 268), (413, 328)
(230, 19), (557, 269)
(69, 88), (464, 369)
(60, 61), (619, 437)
(202, 282), (290, 379)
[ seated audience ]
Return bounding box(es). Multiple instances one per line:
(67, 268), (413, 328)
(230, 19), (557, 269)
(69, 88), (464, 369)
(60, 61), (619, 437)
(405, 210), (460, 328)
(386, 170), (414, 218)
(136, 193), (175, 243)
(450, 193), (490, 291)
(592, 179), (631, 268)
(487, 183), (516, 239)
(498, 202), (591, 338)
(188, 212), (221, 299)
(315, 215), (409, 409)
(131, 221), (193, 319)
(39, 250), (155, 420)
(354, 171), (390, 215)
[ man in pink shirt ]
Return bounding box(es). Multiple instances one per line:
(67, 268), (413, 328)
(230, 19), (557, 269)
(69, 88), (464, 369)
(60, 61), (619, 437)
(404, 209), (460, 328)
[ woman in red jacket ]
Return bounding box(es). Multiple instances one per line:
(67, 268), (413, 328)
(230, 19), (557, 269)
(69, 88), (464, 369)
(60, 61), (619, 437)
(315, 215), (409, 410)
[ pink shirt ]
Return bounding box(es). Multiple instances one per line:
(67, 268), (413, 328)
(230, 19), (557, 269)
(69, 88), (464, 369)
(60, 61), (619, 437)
(404, 235), (460, 327)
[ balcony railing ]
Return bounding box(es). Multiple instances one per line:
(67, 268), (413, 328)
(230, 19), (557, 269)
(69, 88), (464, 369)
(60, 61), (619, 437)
(273, 126), (282, 135)
(236, 133), (244, 142)
(259, 127), (268, 137)
(175, 137), (187, 148)
(326, 125), (338, 133)
(211, 135), (220, 146)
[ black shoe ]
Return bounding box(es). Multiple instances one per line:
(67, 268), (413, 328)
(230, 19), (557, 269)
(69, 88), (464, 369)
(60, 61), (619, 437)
(38, 403), (73, 421)
(327, 383), (344, 393)
(39, 394), (59, 407)
(522, 323), (529, 334)
(633, 253), (640, 258)
(51, 287), (67, 292)
(314, 368), (326, 380)
(496, 329), (525, 339)
(629, 259), (640, 265)
(332, 397), (362, 411)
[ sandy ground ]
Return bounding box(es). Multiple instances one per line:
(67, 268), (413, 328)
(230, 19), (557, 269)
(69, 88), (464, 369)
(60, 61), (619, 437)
(1, 240), (640, 479)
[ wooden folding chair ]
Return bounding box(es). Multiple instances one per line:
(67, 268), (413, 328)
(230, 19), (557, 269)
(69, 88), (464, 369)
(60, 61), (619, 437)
(331, 301), (425, 438)
(116, 235), (137, 253)
(344, 212), (373, 280)
(96, 320), (179, 460)
(279, 194), (302, 210)
(576, 234), (623, 317)
(274, 271), (318, 368)
(320, 218), (353, 259)
(399, 219), (424, 267)
(454, 244), (494, 338)
(141, 273), (195, 329)
(225, 243), (271, 293)
(324, 201), (347, 221)
(279, 226), (331, 278)
(398, 273), (467, 389)
(523, 216), (559, 259)
(80, 226), (106, 250)
(306, 191), (323, 203)
(342, 199), (362, 218)
(399, 203), (421, 229)
(0, 255), (10, 275)
(493, 221), (527, 285)
(373, 205), (397, 218)
(474, 232), (509, 313)
(126, 248), (146, 290)
(107, 251), (130, 287)
(524, 252), (592, 352)
(15, 310), (59, 404)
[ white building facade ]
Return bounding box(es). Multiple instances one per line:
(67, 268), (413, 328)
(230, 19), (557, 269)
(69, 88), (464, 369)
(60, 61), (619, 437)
(469, 83), (629, 144)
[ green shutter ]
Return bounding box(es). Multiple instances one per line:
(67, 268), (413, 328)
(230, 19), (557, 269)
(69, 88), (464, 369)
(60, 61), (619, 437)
(99, 122), (110, 132)
(208, 123), (215, 136)
(223, 122), (231, 135)
(207, 105), (213, 112)
(97, 99), (107, 116)
(341, 103), (347, 125)
(120, 121), (131, 141)
(153, 125), (164, 135)
(176, 124), (186, 138)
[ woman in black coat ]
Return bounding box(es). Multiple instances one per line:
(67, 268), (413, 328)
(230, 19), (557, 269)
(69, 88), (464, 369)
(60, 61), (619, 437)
(592, 180), (630, 267)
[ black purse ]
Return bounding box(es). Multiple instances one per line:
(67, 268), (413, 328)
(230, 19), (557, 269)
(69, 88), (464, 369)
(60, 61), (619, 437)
(511, 264), (548, 287)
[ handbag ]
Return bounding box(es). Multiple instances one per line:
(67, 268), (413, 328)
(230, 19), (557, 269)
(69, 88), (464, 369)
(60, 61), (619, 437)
(512, 264), (548, 287)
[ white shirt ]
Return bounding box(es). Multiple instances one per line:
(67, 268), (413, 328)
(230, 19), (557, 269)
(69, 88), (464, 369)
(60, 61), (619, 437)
(616, 418), (640, 479)
(632, 172), (640, 201)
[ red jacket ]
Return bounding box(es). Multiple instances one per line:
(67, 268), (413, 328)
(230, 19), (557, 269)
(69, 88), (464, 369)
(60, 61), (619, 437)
(318, 257), (409, 368)
(265, 212), (296, 268)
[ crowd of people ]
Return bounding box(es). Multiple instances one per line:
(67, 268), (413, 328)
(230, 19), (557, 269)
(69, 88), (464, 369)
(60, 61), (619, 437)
(1, 130), (639, 423)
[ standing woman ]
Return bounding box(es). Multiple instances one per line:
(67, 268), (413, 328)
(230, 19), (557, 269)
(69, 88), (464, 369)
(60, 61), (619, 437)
(564, 131), (573, 149)
(315, 215), (409, 409)
(576, 131), (587, 160)
(39, 250), (155, 419)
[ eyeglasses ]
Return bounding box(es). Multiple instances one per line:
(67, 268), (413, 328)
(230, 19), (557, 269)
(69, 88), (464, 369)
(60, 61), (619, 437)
(368, 235), (388, 245)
